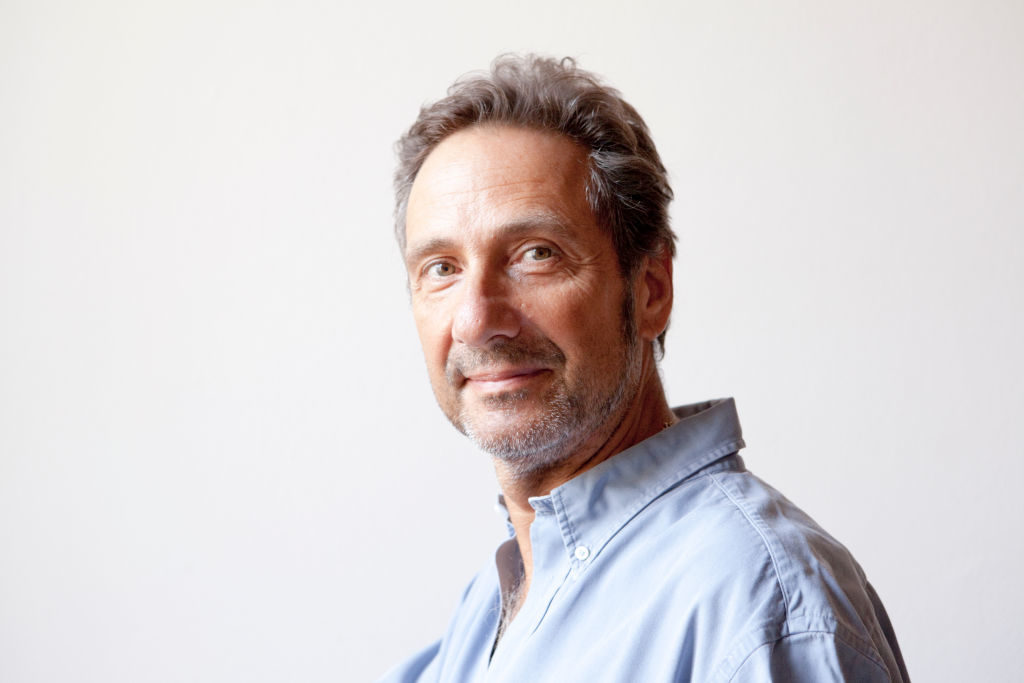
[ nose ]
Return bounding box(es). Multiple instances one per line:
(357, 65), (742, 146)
(451, 269), (521, 348)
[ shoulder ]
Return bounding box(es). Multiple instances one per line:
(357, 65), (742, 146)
(679, 468), (906, 681)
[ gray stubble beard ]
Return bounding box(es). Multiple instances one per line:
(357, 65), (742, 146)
(460, 368), (637, 477)
(453, 296), (643, 477)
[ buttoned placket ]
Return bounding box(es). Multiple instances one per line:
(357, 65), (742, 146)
(488, 496), (576, 674)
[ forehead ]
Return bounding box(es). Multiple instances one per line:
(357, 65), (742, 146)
(405, 126), (595, 249)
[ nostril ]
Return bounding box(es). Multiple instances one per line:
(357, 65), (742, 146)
(452, 292), (521, 347)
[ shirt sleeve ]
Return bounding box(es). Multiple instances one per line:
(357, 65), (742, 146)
(375, 640), (441, 683)
(728, 631), (899, 682)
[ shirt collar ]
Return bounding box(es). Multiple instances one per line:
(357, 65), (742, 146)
(497, 398), (745, 565)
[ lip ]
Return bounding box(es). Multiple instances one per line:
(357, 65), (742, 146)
(462, 367), (548, 391)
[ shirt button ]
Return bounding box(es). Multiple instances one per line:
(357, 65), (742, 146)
(574, 546), (590, 561)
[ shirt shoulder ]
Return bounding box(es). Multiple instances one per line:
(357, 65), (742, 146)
(689, 468), (907, 682)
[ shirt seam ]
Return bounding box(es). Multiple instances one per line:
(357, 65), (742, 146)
(708, 472), (792, 621)
(553, 491), (581, 562)
(723, 628), (892, 682)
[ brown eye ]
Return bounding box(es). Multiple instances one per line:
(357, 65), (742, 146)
(526, 246), (554, 261)
(428, 262), (456, 277)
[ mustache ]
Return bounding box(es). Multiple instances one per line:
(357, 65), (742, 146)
(446, 338), (566, 384)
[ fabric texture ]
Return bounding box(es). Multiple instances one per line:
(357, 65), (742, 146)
(379, 398), (908, 682)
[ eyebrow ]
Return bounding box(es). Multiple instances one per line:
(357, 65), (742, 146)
(404, 213), (576, 268)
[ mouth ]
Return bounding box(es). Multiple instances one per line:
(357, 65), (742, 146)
(461, 367), (549, 393)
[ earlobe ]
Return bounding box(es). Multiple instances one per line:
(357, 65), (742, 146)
(636, 250), (674, 342)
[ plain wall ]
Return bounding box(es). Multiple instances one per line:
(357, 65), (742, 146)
(2, 1), (1022, 681)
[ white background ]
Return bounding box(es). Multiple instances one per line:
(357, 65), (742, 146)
(2, 1), (1022, 681)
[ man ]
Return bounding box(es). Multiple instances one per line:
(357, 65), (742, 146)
(381, 55), (908, 682)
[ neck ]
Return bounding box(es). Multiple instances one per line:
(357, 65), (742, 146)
(493, 350), (676, 598)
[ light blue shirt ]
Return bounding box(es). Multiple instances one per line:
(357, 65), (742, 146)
(380, 399), (908, 682)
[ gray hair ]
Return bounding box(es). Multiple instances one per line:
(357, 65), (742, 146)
(394, 54), (676, 350)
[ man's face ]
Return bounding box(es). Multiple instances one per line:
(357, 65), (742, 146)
(403, 125), (643, 472)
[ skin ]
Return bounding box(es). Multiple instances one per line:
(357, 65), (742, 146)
(404, 124), (676, 615)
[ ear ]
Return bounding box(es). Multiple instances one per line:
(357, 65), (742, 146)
(634, 248), (674, 343)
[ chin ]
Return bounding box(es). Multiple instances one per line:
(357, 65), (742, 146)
(458, 401), (586, 473)
(470, 429), (578, 476)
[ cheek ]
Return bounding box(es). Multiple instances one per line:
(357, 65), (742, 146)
(519, 279), (594, 319)
(412, 309), (450, 369)
(539, 283), (621, 334)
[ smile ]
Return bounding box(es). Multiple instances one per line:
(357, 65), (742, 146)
(462, 368), (549, 392)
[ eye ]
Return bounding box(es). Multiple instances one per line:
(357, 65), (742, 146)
(427, 261), (457, 277)
(525, 246), (554, 261)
